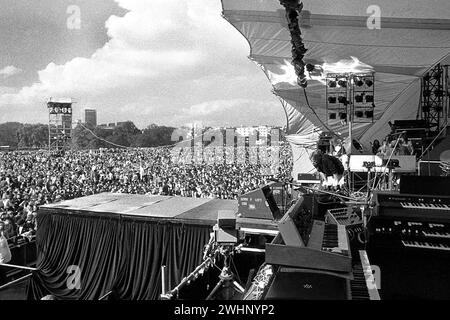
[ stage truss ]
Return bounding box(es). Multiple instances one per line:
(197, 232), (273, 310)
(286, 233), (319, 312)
(421, 64), (449, 133)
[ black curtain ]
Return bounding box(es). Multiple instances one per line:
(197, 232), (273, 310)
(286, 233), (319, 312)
(27, 210), (210, 300)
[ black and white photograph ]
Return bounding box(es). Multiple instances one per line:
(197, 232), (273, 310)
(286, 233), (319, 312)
(1, 0), (450, 311)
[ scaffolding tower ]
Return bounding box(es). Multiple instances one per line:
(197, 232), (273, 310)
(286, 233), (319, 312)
(48, 98), (73, 152)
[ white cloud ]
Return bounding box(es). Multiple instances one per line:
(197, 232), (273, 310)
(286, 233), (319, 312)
(0, 0), (282, 127)
(0, 65), (22, 78)
(178, 99), (286, 127)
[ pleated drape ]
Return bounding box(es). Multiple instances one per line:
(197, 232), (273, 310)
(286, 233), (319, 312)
(27, 211), (210, 300)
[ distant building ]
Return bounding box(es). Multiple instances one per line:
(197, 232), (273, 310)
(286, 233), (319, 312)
(258, 126), (270, 137)
(84, 109), (97, 127)
(236, 126), (258, 137)
(98, 123), (114, 130)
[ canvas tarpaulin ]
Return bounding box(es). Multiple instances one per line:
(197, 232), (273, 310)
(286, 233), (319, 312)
(221, 0), (450, 154)
(27, 210), (210, 300)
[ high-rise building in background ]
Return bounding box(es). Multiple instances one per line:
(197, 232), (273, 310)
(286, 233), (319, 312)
(84, 109), (97, 127)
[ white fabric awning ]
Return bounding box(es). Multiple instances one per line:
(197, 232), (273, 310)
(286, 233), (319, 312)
(221, 0), (450, 146)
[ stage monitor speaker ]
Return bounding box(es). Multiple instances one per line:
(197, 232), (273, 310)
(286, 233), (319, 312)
(217, 210), (236, 229)
(400, 175), (450, 196)
(269, 182), (292, 211)
(238, 184), (281, 220)
(418, 160), (444, 176)
(277, 200), (305, 247)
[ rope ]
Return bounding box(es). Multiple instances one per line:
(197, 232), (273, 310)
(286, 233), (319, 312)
(78, 123), (131, 149)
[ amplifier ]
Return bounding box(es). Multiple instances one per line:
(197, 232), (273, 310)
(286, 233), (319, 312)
(264, 268), (349, 300)
(418, 160), (444, 176)
(400, 175), (450, 196)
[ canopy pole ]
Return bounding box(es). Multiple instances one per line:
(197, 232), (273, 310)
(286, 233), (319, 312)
(0, 274), (32, 291)
(0, 263), (37, 271)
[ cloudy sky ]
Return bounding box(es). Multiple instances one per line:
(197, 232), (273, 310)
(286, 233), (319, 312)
(0, 0), (285, 128)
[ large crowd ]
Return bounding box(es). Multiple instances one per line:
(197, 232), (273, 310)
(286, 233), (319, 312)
(0, 146), (292, 240)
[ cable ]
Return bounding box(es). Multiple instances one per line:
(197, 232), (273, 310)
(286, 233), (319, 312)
(76, 122), (211, 151)
(78, 123), (131, 149)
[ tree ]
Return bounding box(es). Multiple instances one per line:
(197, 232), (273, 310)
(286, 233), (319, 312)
(135, 124), (176, 147)
(0, 122), (22, 148)
(17, 124), (48, 149)
(72, 123), (95, 149)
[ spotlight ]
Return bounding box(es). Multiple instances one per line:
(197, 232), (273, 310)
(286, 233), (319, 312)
(365, 95), (374, 103)
(338, 79), (347, 88)
(306, 63), (315, 72)
(329, 113), (337, 120)
(423, 90), (431, 97)
(355, 111), (364, 118)
(365, 79), (373, 87)
(339, 112), (347, 120)
(328, 80), (337, 88)
(435, 89), (444, 97)
(338, 96), (348, 104)
(365, 110), (374, 118)
(423, 73), (431, 81)
(328, 96), (337, 104)
(423, 104), (431, 112)
(355, 78), (364, 87)
(355, 94), (364, 103)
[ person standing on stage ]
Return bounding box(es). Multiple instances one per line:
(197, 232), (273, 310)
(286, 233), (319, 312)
(309, 149), (345, 186)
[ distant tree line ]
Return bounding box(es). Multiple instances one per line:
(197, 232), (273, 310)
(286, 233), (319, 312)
(0, 122), (176, 149)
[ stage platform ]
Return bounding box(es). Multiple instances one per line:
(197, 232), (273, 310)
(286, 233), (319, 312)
(28, 193), (238, 300)
(40, 193), (238, 226)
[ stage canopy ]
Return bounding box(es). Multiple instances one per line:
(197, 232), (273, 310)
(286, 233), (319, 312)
(221, 0), (450, 157)
(28, 193), (237, 300)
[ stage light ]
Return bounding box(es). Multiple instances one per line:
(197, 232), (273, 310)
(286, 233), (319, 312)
(338, 79), (347, 88)
(423, 104), (431, 112)
(338, 96), (348, 104)
(339, 112), (347, 120)
(365, 110), (374, 118)
(423, 73), (431, 81)
(423, 90), (431, 97)
(306, 63), (315, 72)
(355, 78), (364, 87)
(365, 95), (374, 103)
(355, 111), (364, 118)
(365, 79), (373, 87)
(329, 113), (337, 120)
(355, 94), (364, 103)
(435, 89), (444, 97)
(328, 96), (337, 104)
(328, 80), (337, 88)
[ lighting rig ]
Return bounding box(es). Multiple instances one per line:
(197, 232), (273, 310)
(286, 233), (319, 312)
(326, 73), (375, 128)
